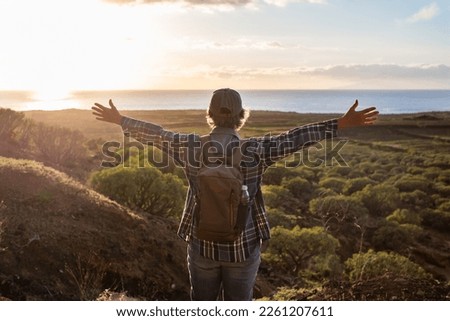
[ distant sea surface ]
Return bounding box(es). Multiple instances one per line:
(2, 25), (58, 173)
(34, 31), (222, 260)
(1, 90), (449, 114)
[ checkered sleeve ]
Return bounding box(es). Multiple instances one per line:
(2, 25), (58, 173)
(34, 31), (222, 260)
(120, 116), (194, 167)
(256, 119), (338, 167)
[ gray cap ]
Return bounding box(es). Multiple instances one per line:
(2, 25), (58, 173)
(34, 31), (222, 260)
(208, 88), (243, 117)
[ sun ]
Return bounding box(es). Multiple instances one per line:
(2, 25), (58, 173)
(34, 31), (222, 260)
(28, 86), (79, 110)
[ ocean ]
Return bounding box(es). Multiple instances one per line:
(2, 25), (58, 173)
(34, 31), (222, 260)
(1, 90), (449, 114)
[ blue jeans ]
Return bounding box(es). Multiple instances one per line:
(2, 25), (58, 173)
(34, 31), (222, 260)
(187, 244), (261, 301)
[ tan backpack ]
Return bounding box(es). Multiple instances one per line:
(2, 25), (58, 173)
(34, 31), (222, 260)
(194, 136), (248, 242)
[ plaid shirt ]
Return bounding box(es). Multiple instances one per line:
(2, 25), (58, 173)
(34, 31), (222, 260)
(121, 116), (338, 262)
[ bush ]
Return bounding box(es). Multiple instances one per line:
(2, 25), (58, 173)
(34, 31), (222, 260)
(438, 201), (450, 212)
(354, 184), (400, 217)
(0, 108), (25, 140)
(263, 167), (298, 185)
(282, 177), (313, 199)
(318, 177), (346, 194)
(262, 185), (299, 213)
(371, 221), (412, 252)
(266, 208), (298, 229)
(386, 209), (422, 225)
(400, 190), (433, 210)
(262, 226), (341, 279)
(91, 166), (186, 218)
(435, 183), (450, 197)
(32, 123), (88, 166)
(407, 166), (425, 175)
(423, 167), (441, 180)
(343, 177), (375, 195)
(393, 175), (432, 193)
(293, 167), (317, 183)
(356, 161), (377, 175)
(369, 171), (388, 182)
(345, 249), (431, 282)
(421, 209), (450, 233)
(327, 166), (352, 177)
(309, 195), (369, 233)
(437, 170), (450, 185)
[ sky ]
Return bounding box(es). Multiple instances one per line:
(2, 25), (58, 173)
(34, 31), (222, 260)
(0, 0), (449, 97)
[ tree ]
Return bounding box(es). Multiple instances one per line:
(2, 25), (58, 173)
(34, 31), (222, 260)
(394, 175), (433, 193)
(400, 190), (433, 210)
(262, 185), (299, 213)
(343, 177), (375, 195)
(354, 184), (400, 217)
(345, 250), (431, 282)
(262, 226), (341, 280)
(281, 177), (314, 212)
(282, 177), (313, 199)
(263, 167), (299, 185)
(266, 208), (298, 229)
(33, 123), (88, 167)
(91, 166), (186, 219)
(386, 208), (422, 226)
(0, 108), (25, 140)
(371, 221), (412, 252)
(309, 195), (370, 233)
(318, 177), (346, 194)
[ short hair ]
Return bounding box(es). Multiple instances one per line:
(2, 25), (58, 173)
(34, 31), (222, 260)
(206, 108), (250, 130)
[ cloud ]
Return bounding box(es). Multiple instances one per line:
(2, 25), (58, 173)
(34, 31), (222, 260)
(182, 38), (287, 50)
(263, 0), (326, 7)
(198, 63), (450, 79)
(161, 63), (450, 89)
(406, 2), (440, 23)
(105, 0), (253, 5)
(309, 64), (450, 79)
(104, 0), (326, 7)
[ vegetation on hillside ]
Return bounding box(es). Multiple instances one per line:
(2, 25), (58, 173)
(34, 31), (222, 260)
(1, 107), (449, 300)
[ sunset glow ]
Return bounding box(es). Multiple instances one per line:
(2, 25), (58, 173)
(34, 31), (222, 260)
(0, 0), (449, 102)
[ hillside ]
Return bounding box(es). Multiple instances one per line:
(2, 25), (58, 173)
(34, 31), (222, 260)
(1, 107), (450, 300)
(0, 157), (190, 300)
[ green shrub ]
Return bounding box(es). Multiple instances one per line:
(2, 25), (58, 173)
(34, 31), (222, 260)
(262, 226), (341, 279)
(266, 208), (298, 229)
(438, 201), (450, 212)
(369, 171), (388, 182)
(309, 195), (369, 220)
(343, 177), (375, 195)
(437, 170), (450, 184)
(389, 166), (405, 176)
(293, 167), (318, 183)
(387, 208), (422, 225)
(33, 123), (88, 166)
(354, 184), (400, 217)
(309, 195), (369, 234)
(407, 166), (425, 175)
(371, 221), (412, 252)
(327, 166), (352, 177)
(313, 187), (338, 198)
(0, 108), (25, 140)
(262, 185), (299, 212)
(356, 161), (377, 175)
(91, 166), (186, 218)
(421, 209), (450, 232)
(318, 177), (346, 194)
(400, 190), (433, 210)
(435, 183), (450, 197)
(423, 167), (441, 180)
(393, 175), (432, 193)
(281, 177), (313, 199)
(345, 249), (431, 282)
(263, 167), (299, 185)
